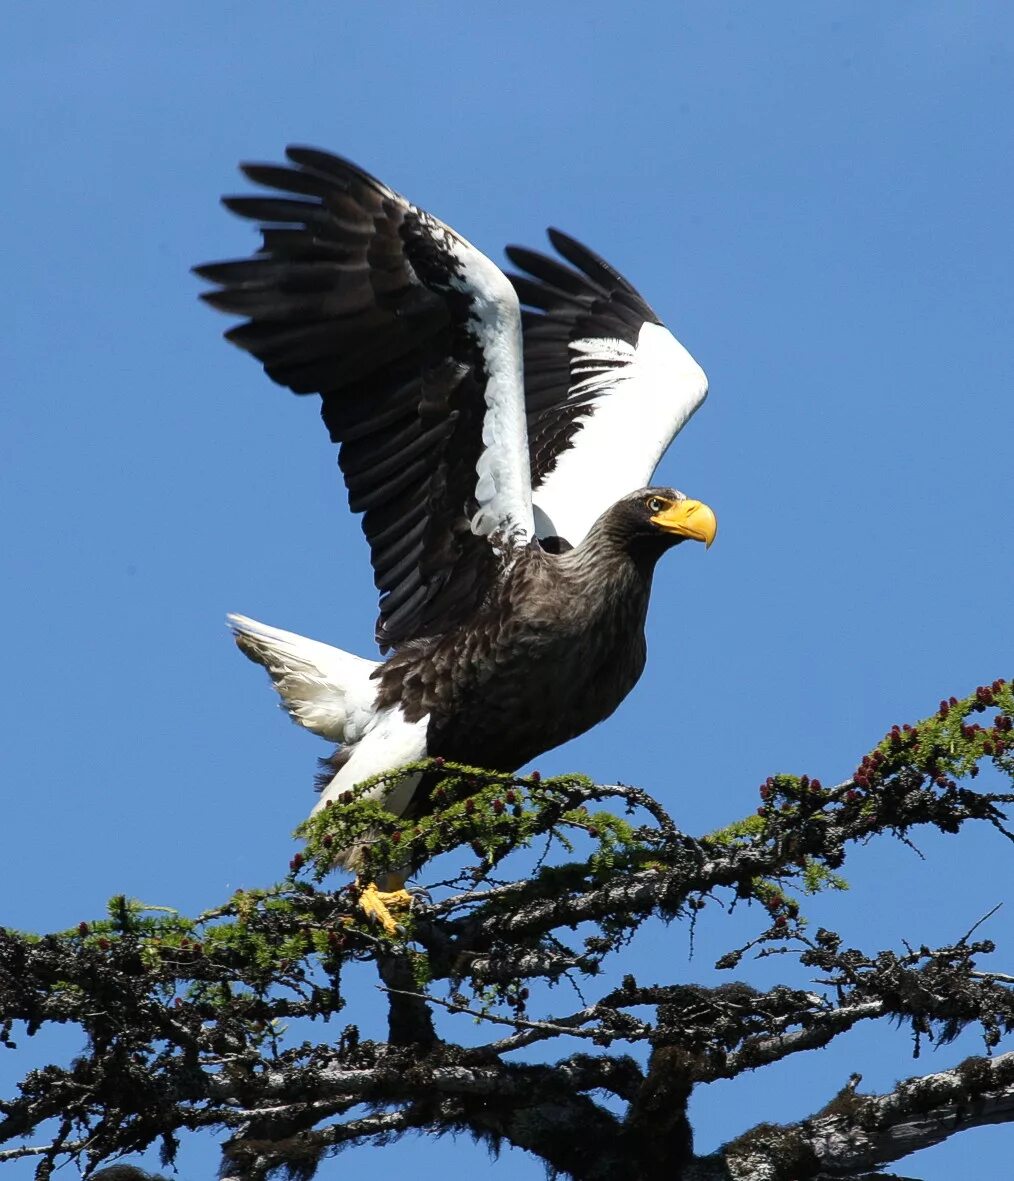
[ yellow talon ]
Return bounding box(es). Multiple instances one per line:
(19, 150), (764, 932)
(357, 876), (413, 935)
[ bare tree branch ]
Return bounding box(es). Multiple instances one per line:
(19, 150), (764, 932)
(1, 681), (1011, 1179)
(715, 1051), (1014, 1180)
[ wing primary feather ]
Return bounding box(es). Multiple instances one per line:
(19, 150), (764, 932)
(378, 570), (426, 618)
(372, 534), (426, 590)
(284, 145), (396, 198)
(506, 273), (591, 313)
(507, 226), (708, 547)
(240, 162), (343, 200)
(503, 245), (597, 298)
(343, 420), (448, 486)
(200, 147), (535, 646)
(364, 495), (430, 549)
(346, 452), (433, 508)
(371, 512), (430, 579)
(546, 228), (657, 317)
(338, 414), (425, 475)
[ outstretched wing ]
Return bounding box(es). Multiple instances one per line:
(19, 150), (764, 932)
(197, 147), (534, 651)
(506, 230), (708, 548)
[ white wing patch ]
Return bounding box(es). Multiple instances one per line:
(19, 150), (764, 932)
(442, 233), (535, 547)
(569, 336), (637, 397)
(532, 321), (708, 546)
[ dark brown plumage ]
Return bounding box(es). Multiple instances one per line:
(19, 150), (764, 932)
(199, 147), (715, 900)
(379, 489), (692, 771)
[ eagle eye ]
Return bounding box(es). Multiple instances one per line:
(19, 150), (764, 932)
(646, 496), (666, 514)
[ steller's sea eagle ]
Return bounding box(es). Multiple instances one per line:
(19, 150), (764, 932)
(196, 147), (716, 928)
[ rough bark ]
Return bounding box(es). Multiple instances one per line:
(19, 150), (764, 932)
(1, 680), (1012, 1180)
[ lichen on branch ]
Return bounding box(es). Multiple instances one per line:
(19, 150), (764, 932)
(0, 680), (1012, 1180)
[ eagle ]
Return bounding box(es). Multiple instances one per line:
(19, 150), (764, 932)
(197, 147), (716, 929)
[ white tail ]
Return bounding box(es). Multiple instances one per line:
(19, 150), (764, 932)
(228, 614), (432, 872)
(227, 614), (379, 743)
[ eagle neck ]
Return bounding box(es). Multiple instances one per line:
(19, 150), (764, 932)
(566, 513), (671, 587)
(555, 518), (659, 623)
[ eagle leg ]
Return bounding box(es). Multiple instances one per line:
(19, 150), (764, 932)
(357, 873), (413, 935)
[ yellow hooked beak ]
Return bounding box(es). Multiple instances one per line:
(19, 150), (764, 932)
(651, 499), (718, 548)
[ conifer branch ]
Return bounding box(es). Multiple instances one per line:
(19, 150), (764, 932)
(0, 680), (1011, 1178)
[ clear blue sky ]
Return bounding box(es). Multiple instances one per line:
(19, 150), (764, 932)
(2, 4), (1013, 1178)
